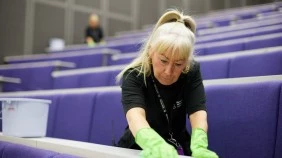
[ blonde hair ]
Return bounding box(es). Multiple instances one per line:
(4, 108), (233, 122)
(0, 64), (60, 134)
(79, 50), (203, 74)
(89, 14), (99, 23)
(116, 9), (196, 85)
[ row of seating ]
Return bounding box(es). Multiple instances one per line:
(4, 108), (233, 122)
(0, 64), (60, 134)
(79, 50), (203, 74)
(108, 30), (282, 57)
(196, 32), (282, 55)
(196, 23), (282, 44)
(0, 61), (75, 92)
(0, 75), (281, 158)
(52, 65), (124, 89)
(50, 47), (282, 90)
(113, 2), (281, 38)
(5, 27), (282, 68)
(198, 46), (282, 79)
(110, 12), (282, 42)
(1, 46), (281, 92)
(0, 141), (77, 158)
(111, 45), (279, 79)
(197, 11), (282, 35)
(4, 48), (118, 68)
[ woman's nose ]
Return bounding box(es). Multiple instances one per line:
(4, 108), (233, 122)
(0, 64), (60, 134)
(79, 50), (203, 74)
(164, 64), (173, 75)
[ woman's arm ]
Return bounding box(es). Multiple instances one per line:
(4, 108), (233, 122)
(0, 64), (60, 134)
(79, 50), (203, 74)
(189, 110), (219, 158)
(189, 110), (208, 132)
(126, 107), (150, 137)
(126, 107), (178, 157)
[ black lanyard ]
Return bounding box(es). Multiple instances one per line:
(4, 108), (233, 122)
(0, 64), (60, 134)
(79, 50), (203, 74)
(151, 75), (171, 130)
(151, 75), (182, 148)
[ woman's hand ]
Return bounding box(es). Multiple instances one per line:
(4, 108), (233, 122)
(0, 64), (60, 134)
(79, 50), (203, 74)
(189, 111), (218, 158)
(86, 37), (96, 47)
(126, 108), (178, 158)
(136, 128), (178, 158)
(191, 128), (218, 158)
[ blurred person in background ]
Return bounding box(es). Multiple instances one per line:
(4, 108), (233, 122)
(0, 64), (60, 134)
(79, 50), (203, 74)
(116, 9), (218, 158)
(85, 13), (104, 47)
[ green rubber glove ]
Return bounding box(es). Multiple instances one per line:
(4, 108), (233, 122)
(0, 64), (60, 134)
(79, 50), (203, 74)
(87, 40), (96, 47)
(191, 128), (219, 158)
(135, 128), (178, 158)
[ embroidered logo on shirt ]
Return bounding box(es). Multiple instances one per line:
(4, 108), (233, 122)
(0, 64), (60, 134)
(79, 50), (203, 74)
(176, 100), (183, 108)
(173, 100), (183, 110)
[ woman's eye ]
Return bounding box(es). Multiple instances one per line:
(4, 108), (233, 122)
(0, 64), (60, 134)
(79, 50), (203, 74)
(161, 59), (167, 64)
(175, 63), (182, 67)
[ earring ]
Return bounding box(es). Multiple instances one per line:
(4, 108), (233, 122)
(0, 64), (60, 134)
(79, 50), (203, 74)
(182, 65), (190, 73)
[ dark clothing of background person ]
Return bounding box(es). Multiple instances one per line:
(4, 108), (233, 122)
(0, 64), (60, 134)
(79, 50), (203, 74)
(85, 26), (104, 43)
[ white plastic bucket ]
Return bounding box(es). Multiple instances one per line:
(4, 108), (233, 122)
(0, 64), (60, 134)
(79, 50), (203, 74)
(0, 98), (51, 137)
(49, 38), (65, 51)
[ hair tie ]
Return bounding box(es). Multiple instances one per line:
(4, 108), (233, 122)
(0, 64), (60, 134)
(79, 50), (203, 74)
(176, 19), (184, 24)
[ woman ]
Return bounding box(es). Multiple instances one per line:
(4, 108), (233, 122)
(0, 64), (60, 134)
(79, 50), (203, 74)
(116, 9), (218, 158)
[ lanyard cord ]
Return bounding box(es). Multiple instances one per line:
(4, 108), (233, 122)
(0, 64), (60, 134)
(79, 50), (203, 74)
(150, 75), (183, 149)
(150, 75), (172, 133)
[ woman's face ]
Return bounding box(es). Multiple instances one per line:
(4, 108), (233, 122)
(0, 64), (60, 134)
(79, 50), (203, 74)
(150, 47), (187, 85)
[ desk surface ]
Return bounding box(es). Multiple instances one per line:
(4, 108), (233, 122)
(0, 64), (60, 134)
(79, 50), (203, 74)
(0, 76), (21, 84)
(0, 133), (191, 158)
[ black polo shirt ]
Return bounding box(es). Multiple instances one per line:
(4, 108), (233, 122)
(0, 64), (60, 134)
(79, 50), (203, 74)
(117, 61), (206, 155)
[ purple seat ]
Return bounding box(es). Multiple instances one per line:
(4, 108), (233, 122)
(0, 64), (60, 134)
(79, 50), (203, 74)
(53, 75), (80, 89)
(205, 42), (244, 55)
(28, 66), (54, 90)
(0, 141), (9, 156)
(1, 69), (31, 91)
(229, 51), (282, 78)
(108, 58), (133, 66)
(194, 46), (206, 56)
(206, 82), (281, 158)
(196, 24), (282, 45)
(0, 141), (78, 158)
(89, 89), (127, 146)
(60, 54), (104, 68)
(108, 69), (122, 86)
(0, 106), (2, 131)
(53, 68), (123, 89)
(52, 93), (96, 142)
(253, 25), (282, 37)
(2, 141), (58, 158)
(7, 53), (105, 69)
(45, 95), (60, 137)
(212, 19), (231, 27)
(196, 33), (251, 45)
(198, 58), (230, 80)
(79, 71), (111, 87)
(237, 12), (256, 19)
(54, 154), (79, 158)
(274, 85), (282, 158)
(1, 66), (57, 92)
(109, 42), (142, 53)
(245, 35), (282, 50)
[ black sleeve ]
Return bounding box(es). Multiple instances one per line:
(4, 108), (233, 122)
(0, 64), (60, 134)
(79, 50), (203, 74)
(184, 62), (207, 115)
(121, 69), (146, 114)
